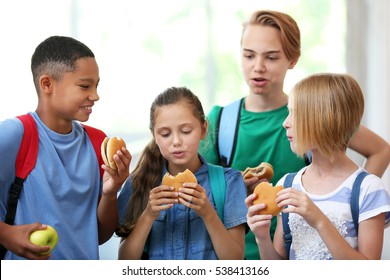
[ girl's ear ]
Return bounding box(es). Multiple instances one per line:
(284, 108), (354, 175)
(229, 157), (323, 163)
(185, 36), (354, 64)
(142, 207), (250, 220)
(200, 120), (208, 140)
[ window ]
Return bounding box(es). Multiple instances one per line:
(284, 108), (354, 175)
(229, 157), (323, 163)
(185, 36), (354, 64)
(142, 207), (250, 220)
(0, 0), (347, 259)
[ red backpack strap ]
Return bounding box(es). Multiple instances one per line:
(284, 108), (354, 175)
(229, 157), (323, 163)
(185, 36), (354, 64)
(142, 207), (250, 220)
(82, 124), (106, 179)
(15, 114), (39, 179)
(1, 114), (38, 251)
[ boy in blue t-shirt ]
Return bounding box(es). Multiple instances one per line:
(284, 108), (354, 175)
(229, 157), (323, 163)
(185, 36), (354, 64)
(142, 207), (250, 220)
(0, 36), (131, 260)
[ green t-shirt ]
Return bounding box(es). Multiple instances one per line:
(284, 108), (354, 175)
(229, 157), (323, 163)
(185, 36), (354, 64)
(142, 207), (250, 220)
(199, 98), (307, 259)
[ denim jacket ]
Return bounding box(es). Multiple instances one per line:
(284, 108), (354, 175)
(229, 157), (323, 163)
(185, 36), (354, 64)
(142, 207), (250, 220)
(117, 155), (247, 260)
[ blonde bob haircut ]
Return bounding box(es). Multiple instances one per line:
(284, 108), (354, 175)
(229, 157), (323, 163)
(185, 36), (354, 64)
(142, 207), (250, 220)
(291, 73), (364, 161)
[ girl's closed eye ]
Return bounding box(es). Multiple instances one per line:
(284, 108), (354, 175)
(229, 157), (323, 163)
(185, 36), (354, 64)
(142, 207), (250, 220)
(160, 131), (171, 138)
(181, 128), (192, 135)
(156, 127), (171, 138)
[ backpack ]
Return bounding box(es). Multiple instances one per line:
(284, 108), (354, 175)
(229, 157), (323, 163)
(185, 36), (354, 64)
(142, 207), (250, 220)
(207, 163), (226, 221)
(0, 113), (106, 259)
(217, 98), (312, 167)
(142, 163), (227, 259)
(281, 170), (369, 259)
(217, 98), (243, 167)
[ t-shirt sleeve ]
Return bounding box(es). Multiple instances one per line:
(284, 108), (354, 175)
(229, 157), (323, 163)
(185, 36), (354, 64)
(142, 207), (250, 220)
(223, 167), (247, 229)
(117, 177), (133, 224)
(0, 118), (24, 219)
(0, 118), (23, 183)
(359, 174), (390, 226)
(199, 106), (222, 165)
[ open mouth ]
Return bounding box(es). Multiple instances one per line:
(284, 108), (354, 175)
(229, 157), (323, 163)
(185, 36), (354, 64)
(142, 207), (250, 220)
(253, 77), (266, 82)
(80, 106), (93, 112)
(252, 78), (268, 87)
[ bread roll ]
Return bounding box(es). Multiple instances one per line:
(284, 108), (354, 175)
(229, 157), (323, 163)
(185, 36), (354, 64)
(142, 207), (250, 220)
(242, 162), (274, 181)
(101, 136), (126, 170)
(253, 181), (283, 216)
(162, 169), (197, 192)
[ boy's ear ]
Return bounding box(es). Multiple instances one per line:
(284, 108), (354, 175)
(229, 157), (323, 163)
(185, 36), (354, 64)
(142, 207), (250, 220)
(39, 75), (54, 93)
(289, 59), (298, 69)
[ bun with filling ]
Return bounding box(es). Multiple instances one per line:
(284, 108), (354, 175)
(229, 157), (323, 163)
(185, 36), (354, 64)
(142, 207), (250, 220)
(242, 162), (274, 181)
(162, 169), (197, 192)
(101, 136), (126, 170)
(253, 181), (283, 216)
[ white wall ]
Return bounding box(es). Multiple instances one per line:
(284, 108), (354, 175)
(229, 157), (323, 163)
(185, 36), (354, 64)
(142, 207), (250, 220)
(347, 0), (390, 259)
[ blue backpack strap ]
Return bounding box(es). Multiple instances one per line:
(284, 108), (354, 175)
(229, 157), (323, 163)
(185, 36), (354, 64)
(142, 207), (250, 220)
(207, 163), (226, 222)
(281, 172), (297, 259)
(351, 170), (369, 234)
(217, 98), (243, 167)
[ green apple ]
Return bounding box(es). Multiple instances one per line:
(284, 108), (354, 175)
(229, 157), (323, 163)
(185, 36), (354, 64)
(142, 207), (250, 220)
(29, 225), (59, 255)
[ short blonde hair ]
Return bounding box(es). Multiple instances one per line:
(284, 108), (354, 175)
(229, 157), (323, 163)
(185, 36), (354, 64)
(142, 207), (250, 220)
(242, 10), (301, 62)
(291, 73), (364, 160)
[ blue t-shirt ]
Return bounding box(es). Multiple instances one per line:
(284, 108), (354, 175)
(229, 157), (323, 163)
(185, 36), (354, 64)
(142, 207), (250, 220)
(117, 156), (247, 260)
(0, 112), (102, 259)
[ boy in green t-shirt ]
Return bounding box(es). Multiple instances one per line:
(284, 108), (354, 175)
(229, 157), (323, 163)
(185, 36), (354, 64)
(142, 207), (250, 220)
(200, 10), (390, 260)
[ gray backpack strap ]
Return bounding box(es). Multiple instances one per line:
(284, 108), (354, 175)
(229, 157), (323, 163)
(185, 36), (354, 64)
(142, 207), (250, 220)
(217, 98), (243, 167)
(351, 170), (369, 233)
(304, 150), (312, 165)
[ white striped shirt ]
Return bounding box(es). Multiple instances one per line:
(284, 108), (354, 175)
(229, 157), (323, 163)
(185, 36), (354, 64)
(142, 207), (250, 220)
(278, 167), (390, 260)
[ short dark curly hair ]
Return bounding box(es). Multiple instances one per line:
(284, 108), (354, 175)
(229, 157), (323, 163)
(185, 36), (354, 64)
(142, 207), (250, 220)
(31, 35), (95, 93)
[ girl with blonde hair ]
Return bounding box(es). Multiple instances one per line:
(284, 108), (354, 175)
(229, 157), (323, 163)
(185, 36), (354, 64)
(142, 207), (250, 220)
(246, 73), (390, 260)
